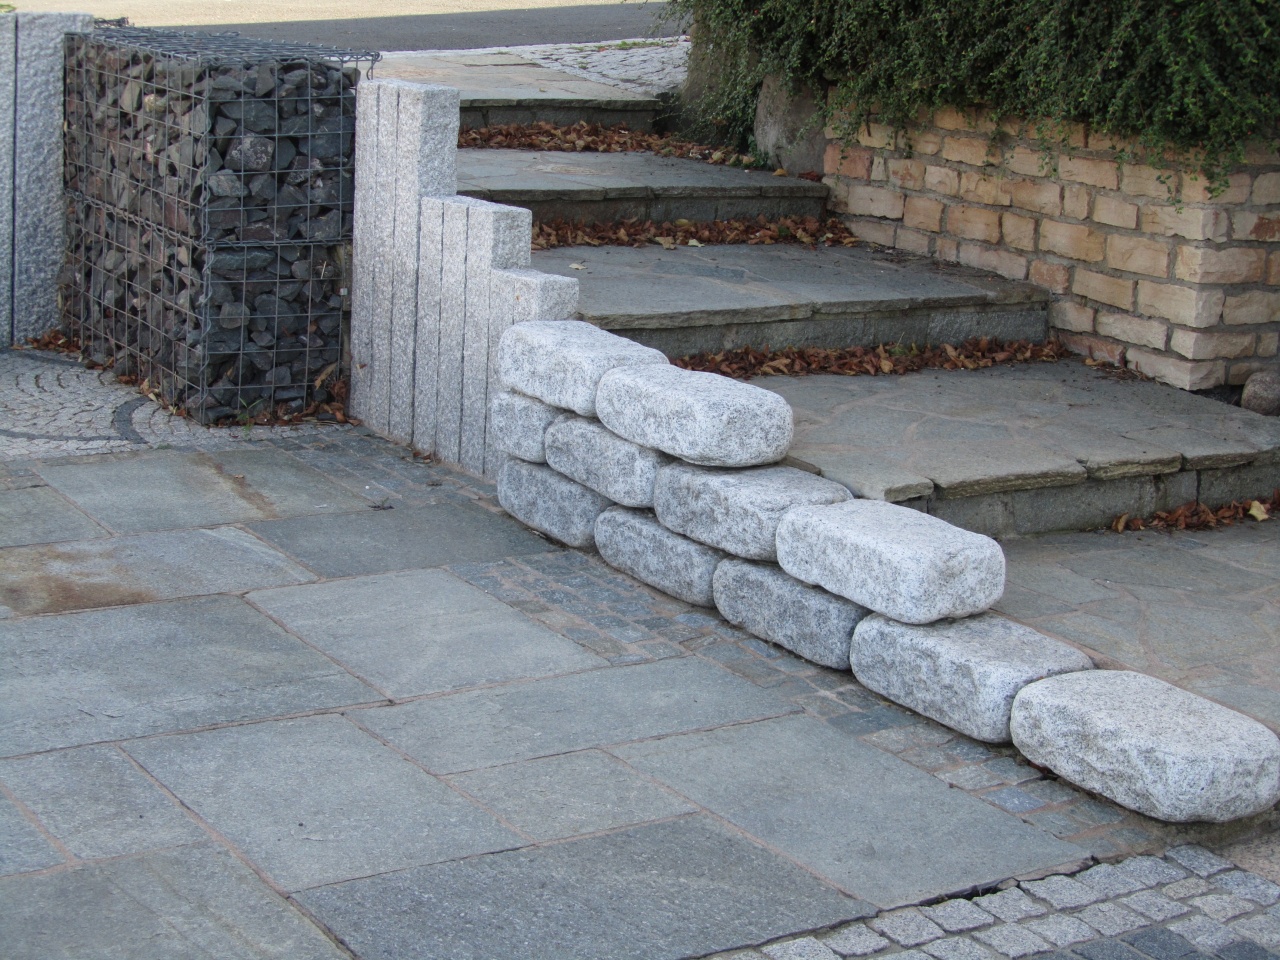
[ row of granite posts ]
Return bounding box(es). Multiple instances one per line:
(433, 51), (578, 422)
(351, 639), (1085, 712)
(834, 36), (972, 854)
(0, 12), (93, 349)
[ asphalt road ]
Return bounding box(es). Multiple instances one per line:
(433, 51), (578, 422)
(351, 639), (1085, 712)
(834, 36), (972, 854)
(13, 0), (680, 50)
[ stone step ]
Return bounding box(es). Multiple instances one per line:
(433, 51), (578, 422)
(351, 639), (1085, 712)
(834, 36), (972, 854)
(376, 50), (663, 130)
(458, 149), (828, 223)
(760, 362), (1280, 539)
(532, 243), (1050, 356)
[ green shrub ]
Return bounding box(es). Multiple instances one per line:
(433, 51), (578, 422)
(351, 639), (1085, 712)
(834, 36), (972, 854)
(665, 0), (1280, 190)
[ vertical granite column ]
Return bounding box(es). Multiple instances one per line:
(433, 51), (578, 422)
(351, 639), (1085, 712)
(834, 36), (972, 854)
(10, 13), (92, 346)
(348, 77), (382, 423)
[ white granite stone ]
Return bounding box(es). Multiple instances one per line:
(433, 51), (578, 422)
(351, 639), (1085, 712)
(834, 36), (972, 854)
(412, 195), (445, 456)
(851, 613), (1093, 743)
(497, 320), (667, 417)
(594, 506), (725, 607)
(13, 13), (92, 343)
(498, 459), (611, 549)
(435, 198), (471, 462)
(653, 462), (851, 561)
(712, 559), (868, 670)
(349, 76), (382, 423)
(544, 416), (671, 507)
(489, 390), (562, 463)
(596, 365), (793, 467)
(0, 15), (14, 346)
(776, 500), (1006, 624)
(383, 78), (458, 197)
(365, 81), (400, 437)
(1011, 671), (1280, 823)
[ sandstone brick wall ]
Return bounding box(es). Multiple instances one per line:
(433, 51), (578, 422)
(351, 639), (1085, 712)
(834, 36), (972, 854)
(822, 108), (1280, 390)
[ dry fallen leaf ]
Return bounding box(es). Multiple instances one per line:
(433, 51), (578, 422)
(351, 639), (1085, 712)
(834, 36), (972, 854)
(569, 262), (586, 270)
(1249, 500), (1270, 522)
(773, 168), (788, 177)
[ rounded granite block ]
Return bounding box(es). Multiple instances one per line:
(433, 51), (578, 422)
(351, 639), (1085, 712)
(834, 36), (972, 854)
(497, 320), (667, 417)
(851, 613), (1095, 742)
(775, 500), (1005, 624)
(497, 459), (613, 549)
(544, 416), (672, 508)
(595, 365), (793, 468)
(595, 506), (726, 607)
(713, 559), (869, 669)
(489, 390), (563, 463)
(654, 462), (851, 562)
(1011, 671), (1280, 823)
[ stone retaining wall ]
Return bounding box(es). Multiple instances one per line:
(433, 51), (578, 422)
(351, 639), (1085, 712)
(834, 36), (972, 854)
(819, 108), (1280, 391)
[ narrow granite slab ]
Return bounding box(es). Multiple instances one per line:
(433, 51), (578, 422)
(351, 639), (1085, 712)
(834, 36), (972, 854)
(654, 462), (851, 561)
(597, 365), (794, 468)
(852, 613), (1094, 743)
(498, 459), (612, 548)
(545, 416), (671, 507)
(595, 506), (725, 607)
(497, 320), (667, 416)
(713, 559), (868, 669)
(1011, 671), (1280, 823)
(777, 500), (1006, 624)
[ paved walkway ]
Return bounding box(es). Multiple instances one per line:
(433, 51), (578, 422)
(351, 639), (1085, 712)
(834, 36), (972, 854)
(3, 346), (1280, 958)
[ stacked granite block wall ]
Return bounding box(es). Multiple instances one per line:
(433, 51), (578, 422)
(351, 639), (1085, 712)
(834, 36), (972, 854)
(0, 12), (94, 348)
(61, 27), (377, 421)
(488, 320), (1280, 823)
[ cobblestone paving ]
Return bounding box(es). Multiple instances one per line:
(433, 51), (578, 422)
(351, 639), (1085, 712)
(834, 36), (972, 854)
(710, 845), (1280, 960)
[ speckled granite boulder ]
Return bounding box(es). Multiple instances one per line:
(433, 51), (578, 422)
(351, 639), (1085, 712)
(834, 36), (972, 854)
(595, 507), (726, 607)
(852, 613), (1094, 742)
(498, 459), (612, 549)
(713, 559), (869, 669)
(497, 320), (667, 417)
(596, 365), (793, 468)
(654, 462), (851, 561)
(1011, 671), (1280, 822)
(489, 390), (562, 463)
(776, 500), (1005, 624)
(545, 416), (671, 508)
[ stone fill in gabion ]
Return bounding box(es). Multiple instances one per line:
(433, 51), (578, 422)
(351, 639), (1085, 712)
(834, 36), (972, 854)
(1011, 670), (1280, 822)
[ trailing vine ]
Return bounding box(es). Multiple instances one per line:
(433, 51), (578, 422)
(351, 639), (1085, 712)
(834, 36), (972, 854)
(664, 0), (1280, 193)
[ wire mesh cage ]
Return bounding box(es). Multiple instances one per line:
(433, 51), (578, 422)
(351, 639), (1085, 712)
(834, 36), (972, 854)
(61, 26), (379, 423)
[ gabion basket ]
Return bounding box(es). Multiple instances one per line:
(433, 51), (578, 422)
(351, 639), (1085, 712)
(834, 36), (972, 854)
(61, 26), (379, 422)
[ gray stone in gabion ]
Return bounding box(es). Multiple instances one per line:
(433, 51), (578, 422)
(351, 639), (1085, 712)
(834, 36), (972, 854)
(1010, 671), (1280, 823)
(596, 365), (794, 468)
(851, 613), (1093, 743)
(544, 416), (671, 508)
(489, 390), (562, 464)
(594, 507), (725, 607)
(497, 459), (612, 549)
(712, 559), (868, 670)
(654, 462), (851, 562)
(497, 320), (667, 417)
(776, 500), (1006, 625)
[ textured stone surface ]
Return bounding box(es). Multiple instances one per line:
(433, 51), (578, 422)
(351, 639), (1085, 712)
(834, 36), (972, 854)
(545, 415), (671, 507)
(497, 319), (667, 416)
(0, 15), (13, 346)
(497, 458), (611, 548)
(595, 506), (726, 606)
(777, 500), (1006, 624)
(1242, 372), (1280, 417)
(412, 194), (445, 455)
(713, 559), (868, 669)
(1011, 671), (1280, 822)
(597, 365), (794, 467)
(851, 613), (1094, 743)
(654, 462), (852, 561)
(488, 389), (562, 463)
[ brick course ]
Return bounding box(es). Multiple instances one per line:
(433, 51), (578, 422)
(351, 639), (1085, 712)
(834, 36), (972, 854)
(819, 106), (1280, 389)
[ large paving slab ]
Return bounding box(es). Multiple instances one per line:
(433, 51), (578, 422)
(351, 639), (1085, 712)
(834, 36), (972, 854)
(126, 715), (521, 891)
(352, 656), (797, 773)
(534, 243), (1050, 355)
(459, 148), (828, 222)
(759, 362), (1280, 537)
(0, 485), (105, 547)
(0, 844), (348, 960)
(298, 816), (872, 960)
(247, 568), (604, 698)
(377, 50), (662, 128)
(0, 526), (315, 617)
(36, 448), (370, 533)
(616, 714), (1086, 908)
(246, 500), (555, 577)
(0, 792), (62, 875)
(0, 596), (379, 756)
